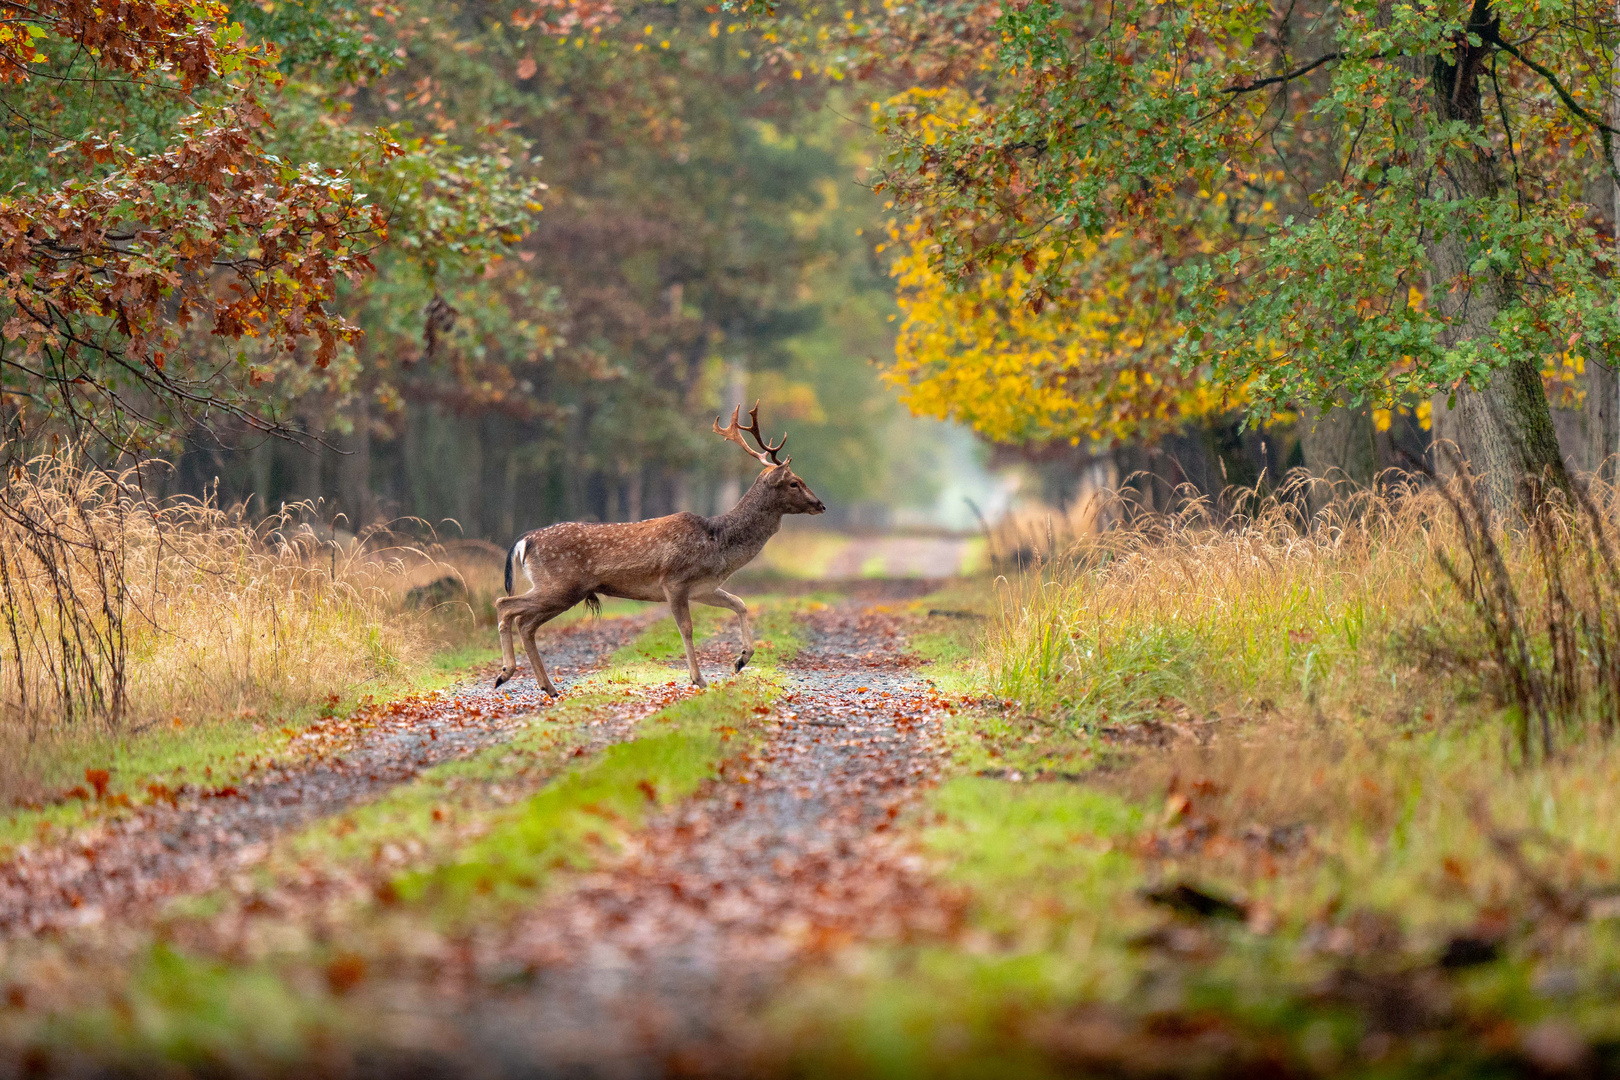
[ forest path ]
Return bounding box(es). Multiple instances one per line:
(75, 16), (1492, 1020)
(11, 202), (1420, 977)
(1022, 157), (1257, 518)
(821, 535), (978, 579)
(413, 601), (963, 1076)
(0, 614), (654, 937)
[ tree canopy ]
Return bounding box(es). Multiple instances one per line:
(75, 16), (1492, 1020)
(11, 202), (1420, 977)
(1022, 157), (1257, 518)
(738, 0), (1620, 505)
(0, 0), (919, 533)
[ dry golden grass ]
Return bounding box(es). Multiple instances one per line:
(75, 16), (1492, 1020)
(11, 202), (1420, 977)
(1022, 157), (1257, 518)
(971, 473), (1620, 1022)
(390, 537), (507, 628)
(986, 486), (1117, 567)
(0, 453), (428, 740)
(982, 476), (1535, 731)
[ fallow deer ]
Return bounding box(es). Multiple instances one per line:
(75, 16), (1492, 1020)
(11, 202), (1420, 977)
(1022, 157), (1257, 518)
(493, 404), (825, 693)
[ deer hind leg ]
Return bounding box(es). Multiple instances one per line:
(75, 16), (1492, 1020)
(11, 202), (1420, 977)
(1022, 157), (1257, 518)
(665, 588), (706, 689)
(493, 590), (571, 694)
(517, 609), (566, 697)
(695, 589), (753, 673)
(493, 595), (522, 689)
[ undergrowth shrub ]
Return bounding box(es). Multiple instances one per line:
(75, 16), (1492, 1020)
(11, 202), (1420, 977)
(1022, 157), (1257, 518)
(0, 451), (424, 736)
(986, 472), (1620, 761)
(1421, 459), (1620, 762)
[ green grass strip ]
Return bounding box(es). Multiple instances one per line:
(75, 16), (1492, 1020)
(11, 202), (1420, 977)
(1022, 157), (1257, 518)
(391, 674), (775, 923)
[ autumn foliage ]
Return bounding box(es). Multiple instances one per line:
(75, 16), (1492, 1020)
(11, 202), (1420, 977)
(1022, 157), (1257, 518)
(888, 215), (1224, 447)
(0, 1), (415, 452)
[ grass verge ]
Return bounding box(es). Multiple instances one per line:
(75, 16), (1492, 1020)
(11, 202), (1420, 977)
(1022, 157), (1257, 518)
(770, 493), (1620, 1077)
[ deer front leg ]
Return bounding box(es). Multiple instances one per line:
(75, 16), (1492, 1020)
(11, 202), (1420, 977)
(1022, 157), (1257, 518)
(665, 588), (707, 688)
(695, 589), (753, 673)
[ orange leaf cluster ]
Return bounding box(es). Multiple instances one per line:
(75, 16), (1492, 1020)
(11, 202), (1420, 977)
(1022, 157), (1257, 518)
(0, 0), (232, 88)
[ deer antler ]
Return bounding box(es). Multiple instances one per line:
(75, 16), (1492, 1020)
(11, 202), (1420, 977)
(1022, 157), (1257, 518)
(713, 402), (788, 467)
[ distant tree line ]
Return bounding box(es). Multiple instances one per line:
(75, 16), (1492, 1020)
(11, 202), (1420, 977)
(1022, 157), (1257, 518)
(1, 0), (901, 539)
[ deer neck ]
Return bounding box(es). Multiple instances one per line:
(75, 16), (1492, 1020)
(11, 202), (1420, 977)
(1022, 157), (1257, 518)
(711, 475), (783, 562)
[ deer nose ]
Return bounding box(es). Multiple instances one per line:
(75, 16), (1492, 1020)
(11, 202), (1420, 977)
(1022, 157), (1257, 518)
(813, 500), (826, 513)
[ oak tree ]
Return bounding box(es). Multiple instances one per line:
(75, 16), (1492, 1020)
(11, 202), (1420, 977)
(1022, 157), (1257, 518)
(858, 0), (1620, 511)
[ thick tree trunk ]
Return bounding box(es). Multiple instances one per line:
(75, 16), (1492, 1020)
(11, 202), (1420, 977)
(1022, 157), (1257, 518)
(1447, 358), (1570, 510)
(1419, 6), (1572, 515)
(1585, 363), (1620, 485)
(1299, 406), (1377, 509)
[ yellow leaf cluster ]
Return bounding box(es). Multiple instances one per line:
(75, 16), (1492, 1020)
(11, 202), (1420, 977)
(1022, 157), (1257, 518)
(885, 219), (1228, 446)
(877, 88), (1229, 447)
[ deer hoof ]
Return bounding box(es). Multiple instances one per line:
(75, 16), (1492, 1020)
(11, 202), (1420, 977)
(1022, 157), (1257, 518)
(693, 674), (709, 689)
(493, 671), (510, 689)
(733, 650), (753, 673)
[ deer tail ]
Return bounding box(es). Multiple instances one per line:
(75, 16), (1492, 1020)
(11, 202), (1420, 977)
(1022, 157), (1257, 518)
(504, 537), (526, 595)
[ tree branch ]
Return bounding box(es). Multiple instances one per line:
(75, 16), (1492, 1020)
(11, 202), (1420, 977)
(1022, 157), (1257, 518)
(1488, 30), (1620, 189)
(1222, 52), (1341, 94)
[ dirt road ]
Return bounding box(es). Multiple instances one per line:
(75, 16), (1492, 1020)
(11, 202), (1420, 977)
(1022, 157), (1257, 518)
(449, 603), (961, 1075)
(0, 598), (959, 1077)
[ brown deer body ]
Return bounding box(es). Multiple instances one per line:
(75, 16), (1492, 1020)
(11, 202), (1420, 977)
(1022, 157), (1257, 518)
(493, 406), (825, 693)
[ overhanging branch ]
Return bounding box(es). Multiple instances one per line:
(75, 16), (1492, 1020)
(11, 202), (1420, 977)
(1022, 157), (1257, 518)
(1487, 30), (1620, 189)
(1222, 52), (1342, 94)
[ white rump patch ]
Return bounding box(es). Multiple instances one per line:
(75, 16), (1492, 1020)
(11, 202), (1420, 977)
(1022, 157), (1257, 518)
(513, 537), (535, 589)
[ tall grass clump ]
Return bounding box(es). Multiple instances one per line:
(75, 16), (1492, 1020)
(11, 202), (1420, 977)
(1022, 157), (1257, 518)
(1425, 458), (1620, 761)
(985, 471), (1620, 758)
(0, 451), (424, 737)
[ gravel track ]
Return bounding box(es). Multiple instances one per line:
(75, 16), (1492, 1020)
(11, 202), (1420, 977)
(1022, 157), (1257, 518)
(436, 601), (962, 1077)
(0, 613), (653, 937)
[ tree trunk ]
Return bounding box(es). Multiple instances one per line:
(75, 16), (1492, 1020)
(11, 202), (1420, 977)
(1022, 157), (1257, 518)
(673, 470), (695, 514)
(500, 449), (517, 539)
(1299, 405), (1377, 509)
(336, 395), (373, 531)
(292, 416), (324, 510)
(251, 438), (274, 519)
(1419, 5), (1572, 515)
(456, 424), (482, 535)
(1447, 359), (1570, 511)
(1584, 362), (1620, 484)
(1598, 30), (1620, 486)
(626, 465), (643, 522)
(714, 358), (747, 514)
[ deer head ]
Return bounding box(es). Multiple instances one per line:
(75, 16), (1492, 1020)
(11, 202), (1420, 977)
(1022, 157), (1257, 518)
(714, 403), (826, 515)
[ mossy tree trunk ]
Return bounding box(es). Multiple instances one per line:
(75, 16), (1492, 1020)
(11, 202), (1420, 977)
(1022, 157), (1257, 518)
(1421, 1), (1573, 515)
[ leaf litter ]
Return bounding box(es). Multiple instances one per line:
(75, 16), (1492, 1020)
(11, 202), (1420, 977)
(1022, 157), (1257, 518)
(0, 613), (655, 937)
(0, 601), (970, 1076)
(420, 604), (966, 1075)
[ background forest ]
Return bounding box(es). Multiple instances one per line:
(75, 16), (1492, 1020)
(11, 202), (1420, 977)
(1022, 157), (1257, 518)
(2, 0), (959, 539)
(15, 0), (1620, 542)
